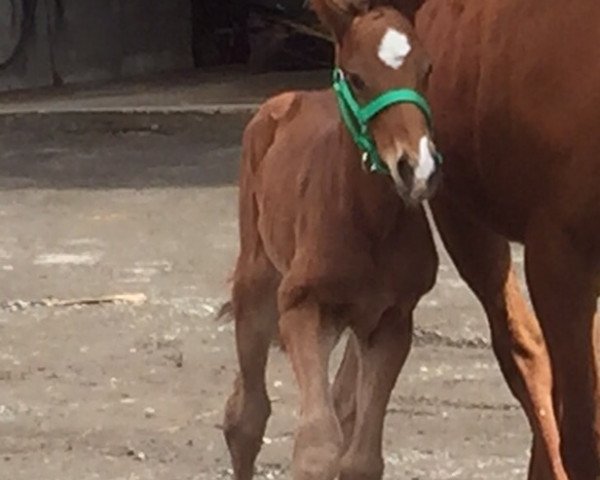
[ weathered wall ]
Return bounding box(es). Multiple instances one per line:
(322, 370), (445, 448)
(0, 0), (54, 91)
(0, 0), (192, 92)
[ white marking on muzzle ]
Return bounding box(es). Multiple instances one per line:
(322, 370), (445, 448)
(415, 136), (436, 181)
(378, 28), (412, 70)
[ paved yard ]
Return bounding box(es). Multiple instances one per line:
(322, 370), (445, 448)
(0, 112), (531, 480)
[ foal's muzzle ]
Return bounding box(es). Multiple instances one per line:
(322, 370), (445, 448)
(392, 147), (442, 204)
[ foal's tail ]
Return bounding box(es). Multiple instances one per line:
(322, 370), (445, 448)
(215, 300), (234, 322)
(214, 298), (285, 350)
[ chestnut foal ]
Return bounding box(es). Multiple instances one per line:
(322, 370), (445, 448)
(223, 2), (441, 479)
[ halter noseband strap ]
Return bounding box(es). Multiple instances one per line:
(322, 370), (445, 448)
(332, 67), (442, 174)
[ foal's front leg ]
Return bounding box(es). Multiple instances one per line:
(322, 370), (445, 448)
(339, 308), (413, 480)
(279, 301), (344, 480)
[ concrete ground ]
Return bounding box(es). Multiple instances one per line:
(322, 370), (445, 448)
(0, 77), (533, 480)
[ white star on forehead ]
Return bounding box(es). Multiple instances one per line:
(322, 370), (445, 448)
(378, 28), (411, 69)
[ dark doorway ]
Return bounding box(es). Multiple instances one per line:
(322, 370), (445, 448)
(190, 0), (332, 71)
(190, 0), (250, 66)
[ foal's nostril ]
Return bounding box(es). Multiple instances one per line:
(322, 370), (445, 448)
(397, 155), (414, 188)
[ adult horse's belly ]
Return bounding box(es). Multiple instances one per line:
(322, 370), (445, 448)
(418, 0), (600, 242)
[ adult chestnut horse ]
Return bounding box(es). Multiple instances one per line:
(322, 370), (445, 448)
(222, 2), (442, 479)
(368, 0), (597, 478)
(421, 2), (599, 478)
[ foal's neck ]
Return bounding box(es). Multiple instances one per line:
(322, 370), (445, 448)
(332, 121), (406, 236)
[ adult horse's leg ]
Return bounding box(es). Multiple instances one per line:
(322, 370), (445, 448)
(279, 301), (344, 480)
(223, 253), (279, 480)
(332, 333), (360, 454)
(339, 308), (413, 480)
(430, 194), (567, 480)
(525, 221), (600, 480)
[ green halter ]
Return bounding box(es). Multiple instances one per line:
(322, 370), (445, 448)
(332, 67), (442, 174)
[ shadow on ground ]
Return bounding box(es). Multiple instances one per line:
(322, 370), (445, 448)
(0, 113), (250, 190)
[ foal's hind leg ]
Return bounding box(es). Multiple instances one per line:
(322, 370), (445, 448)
(525, 222), (600, 480)
(223, 255), (278, 480)
(339, 308), (412, 480)
(279, 301), (344, 480)
(431, 196), (566, 480)
(332, 333), (360, 453)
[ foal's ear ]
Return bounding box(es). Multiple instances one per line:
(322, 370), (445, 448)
(311, 0), (371, 41)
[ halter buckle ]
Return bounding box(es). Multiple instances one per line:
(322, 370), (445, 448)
(361, 152), (371, 172)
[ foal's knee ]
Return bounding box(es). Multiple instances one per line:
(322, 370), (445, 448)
(293, 442), (342, 480)
(339, 454), (384, 480)
(293, 414), (343, 480)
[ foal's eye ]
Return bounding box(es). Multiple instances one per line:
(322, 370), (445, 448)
(348, 73), (366, 91)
